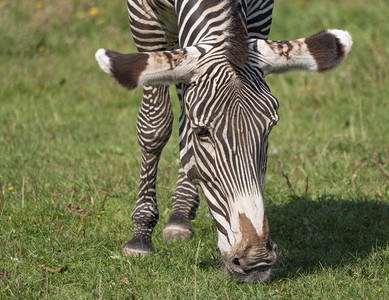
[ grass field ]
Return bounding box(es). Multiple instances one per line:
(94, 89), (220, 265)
(1, 0), (388, 298)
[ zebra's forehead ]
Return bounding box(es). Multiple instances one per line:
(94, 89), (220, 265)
(185, 76), (279, 127)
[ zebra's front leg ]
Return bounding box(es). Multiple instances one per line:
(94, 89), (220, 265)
(163, 168), (199, 241)
(124, 85), (173, 256)
(163, 85), (200, 241)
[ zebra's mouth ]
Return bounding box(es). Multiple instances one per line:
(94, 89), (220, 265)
(226, 264), (272, 283)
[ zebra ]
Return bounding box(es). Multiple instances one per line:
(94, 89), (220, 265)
(95, 0), (352, 282)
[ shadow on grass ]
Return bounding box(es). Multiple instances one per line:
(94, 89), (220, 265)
(266, 195), (389, 279)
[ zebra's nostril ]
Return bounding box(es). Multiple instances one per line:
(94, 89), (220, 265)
(232, 257), (241, 266)
(273, 243), (278, 253)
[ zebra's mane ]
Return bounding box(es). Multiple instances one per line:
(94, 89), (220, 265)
(225, 0), (249, 68)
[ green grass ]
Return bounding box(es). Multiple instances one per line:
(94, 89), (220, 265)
(0, 0), (388, 298)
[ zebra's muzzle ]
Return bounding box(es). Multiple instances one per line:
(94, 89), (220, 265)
(224, 239), (278, 283)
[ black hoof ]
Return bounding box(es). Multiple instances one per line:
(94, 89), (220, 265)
(123, 235), (154, 256)
(163, 213), (193, 242)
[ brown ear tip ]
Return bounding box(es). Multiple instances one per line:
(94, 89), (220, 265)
(326, 29), (353, 53)
(95, 48), (145, 89)
(109, 52), (149, 90)
(306, 29), (352, 72)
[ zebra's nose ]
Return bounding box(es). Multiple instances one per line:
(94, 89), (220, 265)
(233, 240), (277, 268)
(230, 254), (274, 272)
(225, 241), (278, 282)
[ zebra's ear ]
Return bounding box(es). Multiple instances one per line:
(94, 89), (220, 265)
(95, 46), (202, 89)
(250, 29), (353, 76)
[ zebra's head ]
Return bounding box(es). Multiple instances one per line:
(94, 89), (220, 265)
(180, 60), (279, 282)
(96, 25), (352, 283)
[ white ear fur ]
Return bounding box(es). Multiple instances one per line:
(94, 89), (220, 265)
(95, 49), (113, 75)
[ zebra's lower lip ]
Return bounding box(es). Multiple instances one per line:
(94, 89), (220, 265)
(227, 265), (272, 283)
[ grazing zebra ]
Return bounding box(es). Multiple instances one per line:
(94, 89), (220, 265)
(95, 0), (352, 282)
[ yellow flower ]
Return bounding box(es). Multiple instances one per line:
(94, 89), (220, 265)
(8, 186), (14, 192)
(76, 11), (85, 19)
(97, 17), (105, 25)
(35, 2), (44, 9)
(378, 288), (383, 292)
(97, 214), (101, 219)
(89, 7), (99, 15)
(306, 85), (312, 91)
(38, 45), (45, 52)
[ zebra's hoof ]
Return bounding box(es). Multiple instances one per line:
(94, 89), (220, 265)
(163, 214), (193, 242)
(123, 236), (154, 256)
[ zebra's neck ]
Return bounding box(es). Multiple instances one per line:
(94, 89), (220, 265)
(175, 0), (248, 68)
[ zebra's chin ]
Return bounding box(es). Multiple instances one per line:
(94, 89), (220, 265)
(226, 265), (272, 283)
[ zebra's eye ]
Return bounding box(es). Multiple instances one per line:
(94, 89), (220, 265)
(193, 127), (211, 139)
